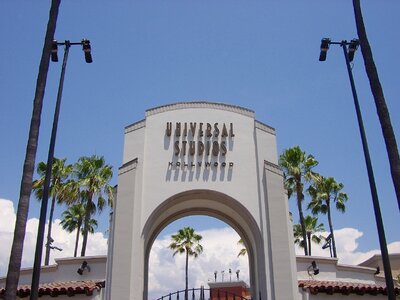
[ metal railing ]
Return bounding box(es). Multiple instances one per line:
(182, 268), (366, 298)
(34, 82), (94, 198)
(155, 287), (252, 300)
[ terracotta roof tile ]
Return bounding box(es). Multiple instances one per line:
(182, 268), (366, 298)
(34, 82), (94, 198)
(2, 279), (398, 297)
(0, 280), (105, 298)
(298, 279), (400, 296)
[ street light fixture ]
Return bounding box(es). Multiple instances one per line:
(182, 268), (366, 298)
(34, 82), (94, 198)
(318, 38), (330, 61)
(319, 38), (395, 299)
(51, 40), (58, 62)
(348, 39), (359, 62)
(30, 39), (93, 300)
(81, 39), (93, 63)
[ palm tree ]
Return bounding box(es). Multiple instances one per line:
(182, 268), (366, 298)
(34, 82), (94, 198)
(279, 146), (319, 256)
(353, 0), (400, 211)
(32, 158), (73, 265)
(4, 1), (61, 298)
(237, 238), (247, 257)
(60, 203), (98, 257)
(293, 215), (325, 256)
(169, 227), (203, 300)
(308, 176), (348, 258)
(74, 155), (113, 256)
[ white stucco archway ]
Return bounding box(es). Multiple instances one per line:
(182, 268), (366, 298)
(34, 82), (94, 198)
(107, 102), (298, 300)
(143, 189), (265, 299)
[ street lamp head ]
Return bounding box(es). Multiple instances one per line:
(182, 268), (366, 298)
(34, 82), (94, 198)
(82, 39), (93, 63)
(348, 38), (359, 62)
(307, 260), (319, 276)
(319, 38), (331, 61)
(51, 40), (59, 62)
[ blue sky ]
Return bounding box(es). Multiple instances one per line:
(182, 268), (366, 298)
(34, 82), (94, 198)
(0, 0), (399, 285)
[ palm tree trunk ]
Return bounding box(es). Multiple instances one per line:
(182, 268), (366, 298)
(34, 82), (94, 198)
(44, 196), (56, 265)
(4, 1), (60, 299)
(326, 202), (337, 258)
(297, 182), (309, 256)
(353, 0), (400, 211)
(307, 232), (312, 256)
(74, 222), (81, 257)
(81, 197), (92, 257)
(185, 249), (189, 300)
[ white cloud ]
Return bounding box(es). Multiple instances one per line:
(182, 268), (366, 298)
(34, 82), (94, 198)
(293, 227), (400, 265)
(148, 227), (249, 299)
(0, 199), (108, 277)
(0, 199), (16, 274)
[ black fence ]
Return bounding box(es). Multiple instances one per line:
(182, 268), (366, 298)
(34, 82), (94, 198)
(155, 287), (252, 300)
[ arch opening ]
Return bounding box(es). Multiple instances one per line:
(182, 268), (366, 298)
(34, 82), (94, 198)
(142, 189), (266, 300)
(147, 215), (250, 299)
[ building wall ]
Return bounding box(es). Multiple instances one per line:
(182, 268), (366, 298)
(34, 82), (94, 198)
(0, 256), (106, 300)
(296, 256), (398, 299)
(15, 256), (106, 285)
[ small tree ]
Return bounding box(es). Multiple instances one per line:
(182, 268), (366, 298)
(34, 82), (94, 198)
(169, 227), (203, 300)
(279, 146), (319, 256)
(73, 155), (113, 256)
(308, 175), (348, 258)
(32, 157), (73, 265)
(293, 215), (325, 256)
(60, 203), (97, 257)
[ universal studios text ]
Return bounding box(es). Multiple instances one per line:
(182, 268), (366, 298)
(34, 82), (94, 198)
(166, 122), (235, 169)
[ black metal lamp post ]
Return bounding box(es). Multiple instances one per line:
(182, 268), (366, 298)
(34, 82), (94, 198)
(319, 38), (395, 299)
(30, 39), (92, 300)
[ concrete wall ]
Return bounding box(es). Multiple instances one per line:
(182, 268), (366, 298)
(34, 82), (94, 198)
(14, 256), (106, 285)
(296, 256), (395, 300)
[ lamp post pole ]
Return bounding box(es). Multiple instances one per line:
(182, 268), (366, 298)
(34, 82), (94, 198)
(30, 39), (92, 300)
(340, 41), (395, 299)
(320, 39), (395, 299)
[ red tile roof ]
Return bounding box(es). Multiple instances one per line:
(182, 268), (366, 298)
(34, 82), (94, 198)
(299, 279), (400, 296)
(0, 280), (105, 298)
(2, 279), (399, 298)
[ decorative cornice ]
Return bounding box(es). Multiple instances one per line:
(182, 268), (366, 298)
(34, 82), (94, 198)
(125, 119), (145, 134)
(264, 160), (283, 177)
(296, 255), (339, 264)
(145, 101), (255, 118)
(119, 158), (138, 175)
(255, 120), (275, 135)
(55, 256), (107, 265)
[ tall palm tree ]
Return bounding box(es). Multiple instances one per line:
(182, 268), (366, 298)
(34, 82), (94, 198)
(169, 227), (203, 300)
(293, 215), (325, 256)
(308, 176), (348, 258)
(353, 0), (400, 211)
(279, 146), (319, 256)
(60, 203), (98, 257)
(5, 1), (61, 299)
(32, 158), (73, 265)
(74, 155), (113, 256)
